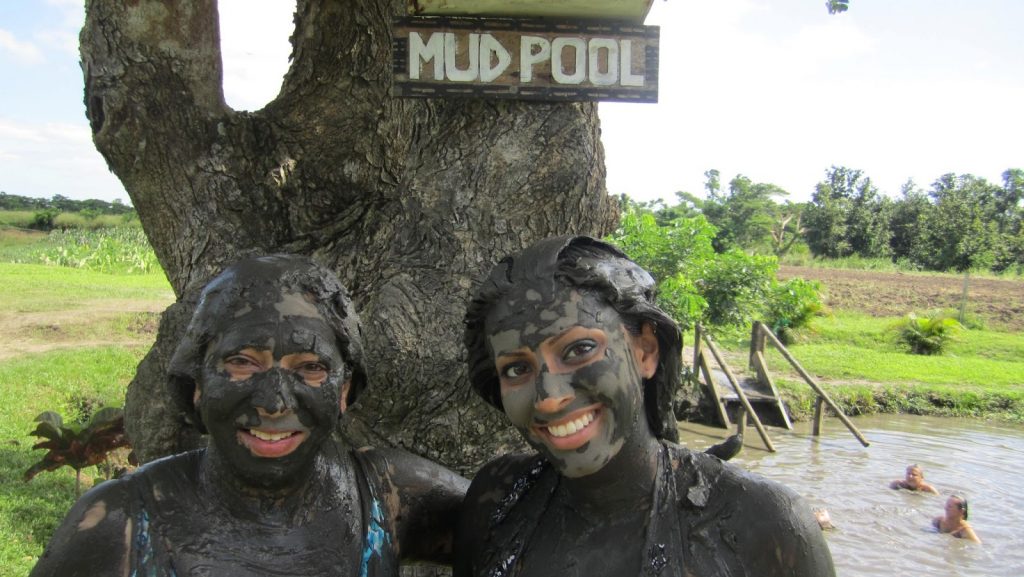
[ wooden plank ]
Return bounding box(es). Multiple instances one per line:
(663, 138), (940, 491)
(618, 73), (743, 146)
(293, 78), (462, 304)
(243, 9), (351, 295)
(407, 0), (656, 24)
(701, 330), (776, 452)
(752, 350), (793, 430)
(392, 16), (659, 102)
(761, 327), (870, 447)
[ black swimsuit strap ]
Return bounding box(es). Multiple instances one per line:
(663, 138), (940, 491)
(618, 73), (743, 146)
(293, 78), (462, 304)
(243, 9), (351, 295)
(480, 455), (559, 577)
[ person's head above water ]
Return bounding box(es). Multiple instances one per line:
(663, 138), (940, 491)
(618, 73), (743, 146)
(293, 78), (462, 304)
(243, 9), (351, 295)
(947, 494), (969, 520)
(464, 236), (682, 476)
(168, 254), (367, 488)
(905, 464), (925, 486)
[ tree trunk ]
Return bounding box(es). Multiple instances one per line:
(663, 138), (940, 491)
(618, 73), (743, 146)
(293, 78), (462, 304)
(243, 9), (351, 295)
(80, 0), (616, 473)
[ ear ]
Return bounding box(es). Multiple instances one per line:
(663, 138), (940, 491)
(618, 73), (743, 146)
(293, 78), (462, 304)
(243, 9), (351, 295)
(339, 379), (352, 413)
(630, 323), (659, 379)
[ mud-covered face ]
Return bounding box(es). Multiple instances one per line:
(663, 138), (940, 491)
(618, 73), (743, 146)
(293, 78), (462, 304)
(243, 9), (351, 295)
(486, 286), (656, 478)
(197, 291), (348, 489)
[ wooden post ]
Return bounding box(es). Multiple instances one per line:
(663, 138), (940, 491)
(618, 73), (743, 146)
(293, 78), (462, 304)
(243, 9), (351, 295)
(701, 330), (776, 452)
(812, 396), (825, 436)
(748, 322), (764, 371)
(760, 327), (870, 447)
(695, 325), (731, 428)
(736, 406), (748, 437)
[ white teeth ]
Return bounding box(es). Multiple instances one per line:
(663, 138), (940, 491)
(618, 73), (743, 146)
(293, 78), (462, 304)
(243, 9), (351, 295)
(547, 411), (595, 438)
(250, 429), (292, 442)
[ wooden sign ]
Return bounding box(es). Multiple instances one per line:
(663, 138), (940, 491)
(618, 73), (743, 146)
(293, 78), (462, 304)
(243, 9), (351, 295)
(392, 16), (659, 102)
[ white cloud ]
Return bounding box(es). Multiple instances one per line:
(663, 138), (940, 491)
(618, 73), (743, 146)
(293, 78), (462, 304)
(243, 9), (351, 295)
(0, 29), (44, 64)
(0, 117), (127, 201)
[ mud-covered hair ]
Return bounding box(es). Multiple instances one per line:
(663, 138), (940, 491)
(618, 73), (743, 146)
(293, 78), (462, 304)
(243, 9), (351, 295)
(464, 236), (682, 442)
(168, 254), (367, 433)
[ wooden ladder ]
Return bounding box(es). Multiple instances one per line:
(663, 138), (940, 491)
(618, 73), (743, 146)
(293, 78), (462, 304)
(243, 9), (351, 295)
(693, 322), (871, 451)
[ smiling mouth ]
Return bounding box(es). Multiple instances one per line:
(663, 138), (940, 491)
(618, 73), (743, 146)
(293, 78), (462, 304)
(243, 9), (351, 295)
(237, 428), (307, 458)
(547, 410), (596, 438)
(533, 405), (603, 450)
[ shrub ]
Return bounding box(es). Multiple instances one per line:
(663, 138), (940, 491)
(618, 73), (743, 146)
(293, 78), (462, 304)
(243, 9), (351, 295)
(606, 203), (779, 330)
(765, 277), (826, 343)
(696, 249), (776, 327)
(890, 310), (963, 355)
(30, 208), (59, 231)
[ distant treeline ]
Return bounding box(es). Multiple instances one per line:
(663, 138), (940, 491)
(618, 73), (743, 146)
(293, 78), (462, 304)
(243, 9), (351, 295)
(630, 166), (1024, 274)
(0, 192), (132, 215)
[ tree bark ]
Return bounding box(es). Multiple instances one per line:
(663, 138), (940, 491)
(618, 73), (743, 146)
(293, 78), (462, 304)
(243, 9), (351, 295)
(80, 0), (616, 473)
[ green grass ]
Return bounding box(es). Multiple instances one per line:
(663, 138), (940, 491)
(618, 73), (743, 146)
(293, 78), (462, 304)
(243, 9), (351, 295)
(0, 211), (135, 230)
(1, 226), (156, 273)
(760, 311), (1024, 421)
(779, 253), (1024, 280)
(0, 263), (172, 313)
(0, 347), (149, 577)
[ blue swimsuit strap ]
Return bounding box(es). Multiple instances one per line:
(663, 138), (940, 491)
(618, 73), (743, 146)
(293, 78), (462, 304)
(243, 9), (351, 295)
(350, 450), (398, 577)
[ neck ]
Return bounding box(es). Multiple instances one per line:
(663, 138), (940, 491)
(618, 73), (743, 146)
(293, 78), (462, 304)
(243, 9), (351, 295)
(559, 433), (662, 519)
(200, 447), (326, 525)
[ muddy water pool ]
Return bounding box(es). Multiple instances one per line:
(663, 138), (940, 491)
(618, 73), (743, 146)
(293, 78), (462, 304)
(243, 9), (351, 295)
(678, 415), (1024, 576)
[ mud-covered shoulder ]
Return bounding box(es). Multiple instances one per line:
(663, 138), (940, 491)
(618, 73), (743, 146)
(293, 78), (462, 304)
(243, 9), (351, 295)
(31, 451), (206, 577)
(454, 453), (547, 577)
(354, 446), (469, 564)
(30, 475), (138, 577)
(673, 446), (836, 577)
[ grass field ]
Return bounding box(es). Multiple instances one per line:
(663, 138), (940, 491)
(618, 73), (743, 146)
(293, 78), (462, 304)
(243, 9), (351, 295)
(0, 226), (171, 576)
(0, 223), (1021, 575)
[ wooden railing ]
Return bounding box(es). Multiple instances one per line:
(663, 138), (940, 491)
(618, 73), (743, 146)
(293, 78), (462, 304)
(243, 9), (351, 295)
(692, 322), (870, 451)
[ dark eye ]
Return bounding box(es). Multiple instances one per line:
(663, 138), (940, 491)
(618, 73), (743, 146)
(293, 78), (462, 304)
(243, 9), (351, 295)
(563, 340), (597, 362)
(296, 361), (329, 381)
(225, 355), (261, 371)
(499, 361), (532, 381)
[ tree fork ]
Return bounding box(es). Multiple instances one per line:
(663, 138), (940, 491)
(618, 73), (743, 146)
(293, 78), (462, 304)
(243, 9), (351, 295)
(81, 0), (617, 472)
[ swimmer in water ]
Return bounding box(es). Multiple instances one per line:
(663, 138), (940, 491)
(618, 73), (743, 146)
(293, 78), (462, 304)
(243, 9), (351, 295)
(890, 464), (939, 494)
(814, 508), (835, 531)
(933, 494), (981, 543)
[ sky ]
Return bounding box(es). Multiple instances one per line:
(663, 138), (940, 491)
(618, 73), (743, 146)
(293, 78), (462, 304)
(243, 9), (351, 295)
(1, 0), (1022, 205)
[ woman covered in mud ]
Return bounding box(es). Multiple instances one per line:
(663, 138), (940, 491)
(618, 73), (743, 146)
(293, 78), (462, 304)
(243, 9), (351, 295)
(31, 254), (467, 577)
(456, 236), (834, 577)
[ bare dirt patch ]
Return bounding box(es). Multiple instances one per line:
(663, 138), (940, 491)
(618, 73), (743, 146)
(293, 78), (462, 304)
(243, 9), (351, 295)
(778, 266), (1024, 332)
(0, 299), (168, 361)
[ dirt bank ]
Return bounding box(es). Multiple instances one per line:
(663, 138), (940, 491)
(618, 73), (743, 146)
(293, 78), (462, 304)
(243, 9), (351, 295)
(778, 266), (1024, 332)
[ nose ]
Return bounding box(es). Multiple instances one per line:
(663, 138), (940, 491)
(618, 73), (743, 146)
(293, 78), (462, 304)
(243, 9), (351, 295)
(251, 369), (296, 415)
(534, 370), (574, 414)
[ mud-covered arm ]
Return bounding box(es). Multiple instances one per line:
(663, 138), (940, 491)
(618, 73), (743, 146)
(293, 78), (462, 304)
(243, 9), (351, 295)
(453, 454), (536, 577)
(733, 478), (836, 577)
(30, 479), (135, 577)
(360, 447), (470, 564)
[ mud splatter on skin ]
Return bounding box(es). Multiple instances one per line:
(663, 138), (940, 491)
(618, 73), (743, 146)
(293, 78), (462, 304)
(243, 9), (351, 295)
(197, 292), (347, 490)
(31, 255), (471, 577)
(487, 286), (648, 478)
(457, 237), (836, 577)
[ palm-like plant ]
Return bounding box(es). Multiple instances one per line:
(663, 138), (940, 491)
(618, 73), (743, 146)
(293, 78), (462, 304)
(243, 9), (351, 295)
(891, 311), (963, 355)
(24, 407), (130, 497)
